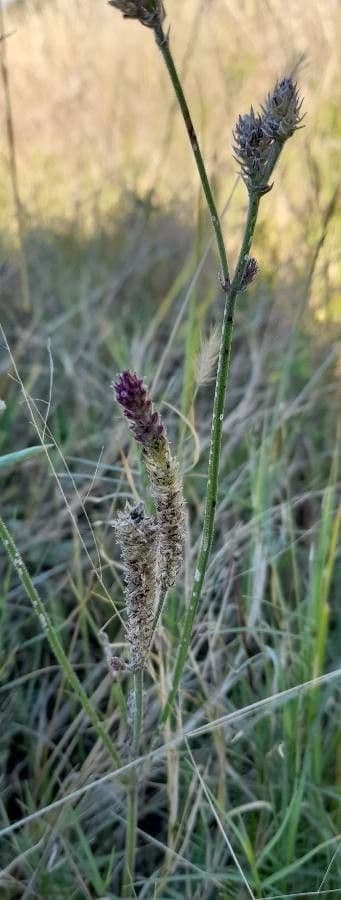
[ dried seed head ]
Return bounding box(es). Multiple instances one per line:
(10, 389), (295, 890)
(146, 443), (186, 597)
(114, 370), (165, 448)
(262, 77), (304, 141)
(114, 372), (185, 600)
(114, 502), (159, 670)
(233, 107), (273, 193)
(233, 77), (303, 193)
(239, 256), (259, 293)
(195, 326), (220, 386)
(108, 0), (165, 29)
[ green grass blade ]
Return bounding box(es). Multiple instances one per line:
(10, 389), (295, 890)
(0, 513), (120, 767)
(0, 444), (53, 470)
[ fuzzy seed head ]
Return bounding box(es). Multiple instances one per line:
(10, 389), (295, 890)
(233, 76), (303, 192)
(239, 256), (259, 292)
(108, 0), (165, 29)
(114, 370), (165, 448)
(114, 371), (185, 606)
(114, 503), (159, 670)
(233, 107), (272, 192)
(146, 444), (186, 596)
(262, 77), (303, 141)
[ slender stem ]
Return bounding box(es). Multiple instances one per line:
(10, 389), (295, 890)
(122, 669), (143, 897)
(132, 670), (143, 757)
(153, 16), (284, 721)
(149, 20), (230, 639)
(151, 587), (167, 639)
(154, 22), (230, 288)
(162, 158), (282, 724)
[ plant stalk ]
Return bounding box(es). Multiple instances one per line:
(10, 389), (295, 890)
(122, 669), (143, 896)
(154, 20), (284, 720)
(154, 22), (230, 289)
(162, 151), (282, 722)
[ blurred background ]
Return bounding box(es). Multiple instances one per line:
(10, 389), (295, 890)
(0, 0), (340, 897)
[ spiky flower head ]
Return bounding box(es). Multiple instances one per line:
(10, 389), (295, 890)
(114, 370), (165, 449)
(262, 77), (303, 141)
(239, 256), (259, 292)
(233, 76), (303, 193)
(108, 0), (165, 29)
(114, 502), (159, 671)
(233, 107), (273, 193)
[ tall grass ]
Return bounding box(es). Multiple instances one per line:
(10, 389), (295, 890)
(0, 0), (340, 897)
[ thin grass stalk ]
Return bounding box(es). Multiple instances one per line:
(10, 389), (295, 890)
(178, 189), (204, 456)
(152, 16), (286, 720)
(122, 669), (143, 896)
(154, 20), (230, 289)
(151, 1), (204, 189)
(162, 147), (283, 722)
(0, 514), (120, 766)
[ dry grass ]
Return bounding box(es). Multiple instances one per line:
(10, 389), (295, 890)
(0, 7), (338, 212)
(0, 0), (340, 897)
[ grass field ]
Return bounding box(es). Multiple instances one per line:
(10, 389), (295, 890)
(0, 0), (340, 897)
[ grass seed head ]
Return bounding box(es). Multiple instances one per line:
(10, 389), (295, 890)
(114, 370), (165, 449)
(114, 371), (185, 598)
(108, 0), (165, 29)
(233, 107), (273, 192)
(262, 77), (304, 141)
(146, 444), (186, 595)
(113, 502), (159, 670)
(239, 256), (259, 292)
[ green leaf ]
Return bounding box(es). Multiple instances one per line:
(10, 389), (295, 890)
(0, 445), (53, 470)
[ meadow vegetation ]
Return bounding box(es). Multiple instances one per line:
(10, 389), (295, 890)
(0, 0), (340, 897)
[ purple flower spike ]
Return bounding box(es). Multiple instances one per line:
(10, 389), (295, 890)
(114, 370), (165, 448)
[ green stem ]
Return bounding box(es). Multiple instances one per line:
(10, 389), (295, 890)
(162, 154), (283, 724)
(154, 22), (229, 288)
(122, 669), (143, 897)
(153, 18), (284, 722)
(151, 587), (167, 639)
(132, 670), (143, 757)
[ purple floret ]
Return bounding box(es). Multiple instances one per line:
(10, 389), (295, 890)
(114, 370), (165, 448)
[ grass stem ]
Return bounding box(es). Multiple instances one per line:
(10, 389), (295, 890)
(122, 669), (144, 896)
(162, 151), (283, 722)
(154, 22), (230, 289)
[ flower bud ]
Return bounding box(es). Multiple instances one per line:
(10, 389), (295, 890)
(261, 77), (303, 141)
(233, 107), (272, 193)
(114, 370), (165, 448)
(108, 0), (165, 29)
(239, 256), (259, 292)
